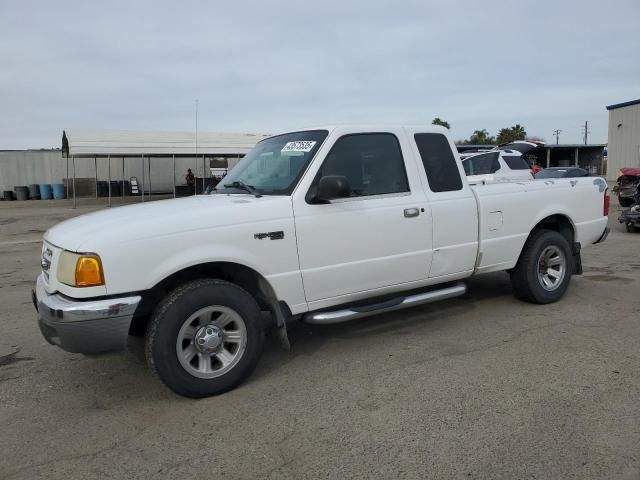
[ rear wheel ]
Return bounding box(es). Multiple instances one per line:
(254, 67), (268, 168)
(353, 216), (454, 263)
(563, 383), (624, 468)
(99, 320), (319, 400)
(510, 229), (573, 304)
(145, 279), (265, 397)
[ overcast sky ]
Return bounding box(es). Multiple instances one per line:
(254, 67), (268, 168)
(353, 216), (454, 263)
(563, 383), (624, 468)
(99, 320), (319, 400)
(1, 0), (638, 149)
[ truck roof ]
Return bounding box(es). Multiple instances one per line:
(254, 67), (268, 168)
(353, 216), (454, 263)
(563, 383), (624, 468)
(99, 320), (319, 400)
(268, 124), (451, 137)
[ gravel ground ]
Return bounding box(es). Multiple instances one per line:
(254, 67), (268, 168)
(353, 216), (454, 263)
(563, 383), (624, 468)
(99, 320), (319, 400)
(0, 197), (638, 479)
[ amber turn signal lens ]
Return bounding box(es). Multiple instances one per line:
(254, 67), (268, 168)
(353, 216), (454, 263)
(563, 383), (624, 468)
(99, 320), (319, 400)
(75, 256), (105, 287)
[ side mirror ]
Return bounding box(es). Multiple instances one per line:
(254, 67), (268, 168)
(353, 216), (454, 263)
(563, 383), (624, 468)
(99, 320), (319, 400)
(316, 175), (350, 202)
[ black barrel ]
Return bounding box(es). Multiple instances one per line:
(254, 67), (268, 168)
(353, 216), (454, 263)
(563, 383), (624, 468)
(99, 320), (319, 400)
(97, 181), (109, 197)
(14, 186), (29, 201)
(28, 184), (40, 200)
(2, 190), (15, 201)
(109, 181), (121, 197)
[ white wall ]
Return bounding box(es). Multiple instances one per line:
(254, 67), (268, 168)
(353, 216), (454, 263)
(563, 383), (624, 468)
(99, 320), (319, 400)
(607, 103), (640, 180)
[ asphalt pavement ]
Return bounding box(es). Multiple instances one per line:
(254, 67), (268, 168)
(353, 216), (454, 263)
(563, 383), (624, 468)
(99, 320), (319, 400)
(1, 197), (638, 479)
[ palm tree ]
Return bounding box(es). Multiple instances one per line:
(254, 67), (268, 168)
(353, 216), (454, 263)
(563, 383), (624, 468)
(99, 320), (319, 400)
(512, 124), (526, 140)
(469, 129), (495, 144)
(432, 118), (451, 130)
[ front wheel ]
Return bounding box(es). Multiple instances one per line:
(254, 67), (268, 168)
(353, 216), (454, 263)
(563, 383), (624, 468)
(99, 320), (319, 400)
(509, 229), (573, 304)
(145, 279), (265, 398)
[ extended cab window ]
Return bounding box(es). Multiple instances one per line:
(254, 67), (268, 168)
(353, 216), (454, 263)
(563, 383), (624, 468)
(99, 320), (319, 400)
(316, 133), (409, 196)
(463, 153), (500, 175)
(502, 155), (530, 170)
(414, 133), (463, 192)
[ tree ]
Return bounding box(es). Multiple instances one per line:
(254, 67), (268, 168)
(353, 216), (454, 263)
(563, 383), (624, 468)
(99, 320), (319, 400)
(467, 129), (495, 145)
(495, 124), (527, 144)
(432, 117), (450, 130)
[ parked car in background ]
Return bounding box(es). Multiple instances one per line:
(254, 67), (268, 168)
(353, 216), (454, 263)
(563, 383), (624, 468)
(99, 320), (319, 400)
(459, 149), (492, 161)
(462, 149), (533, 184)
(613, 168), (640, 207)
(535, 167), (589, 179)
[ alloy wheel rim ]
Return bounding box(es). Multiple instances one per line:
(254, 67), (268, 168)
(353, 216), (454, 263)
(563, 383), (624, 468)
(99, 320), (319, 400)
(176, 305), (247, 379)
(537, 246), (566, 291)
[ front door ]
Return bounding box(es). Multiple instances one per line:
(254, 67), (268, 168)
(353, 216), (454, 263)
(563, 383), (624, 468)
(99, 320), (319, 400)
(292, 130), (433, 306)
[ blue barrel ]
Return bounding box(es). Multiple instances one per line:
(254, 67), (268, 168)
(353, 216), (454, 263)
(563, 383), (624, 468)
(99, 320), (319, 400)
(39, 184), (53, 200)
(52, 183), (65, 199)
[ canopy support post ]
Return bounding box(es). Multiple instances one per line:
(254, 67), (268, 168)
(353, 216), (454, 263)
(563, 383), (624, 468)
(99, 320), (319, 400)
(72, 156), (76, 209)
(546, 148), (551, 168)
(65, 156), (69, 199)
(148, 155), (152, 199)
(141, 154), (145, 202)
(173, 154), (176, 198)
(202, 154), (206, 194)
(108, 154), (111, 208)
(122, 156), (125, 202)
(94, 156), (98, 198)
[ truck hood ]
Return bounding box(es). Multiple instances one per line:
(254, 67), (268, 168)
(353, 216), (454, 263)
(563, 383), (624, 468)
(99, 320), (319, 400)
(45, 194), (293, 252)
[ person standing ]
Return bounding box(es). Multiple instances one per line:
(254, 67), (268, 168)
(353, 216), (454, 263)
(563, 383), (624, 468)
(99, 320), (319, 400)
(185, 168), (195, 195)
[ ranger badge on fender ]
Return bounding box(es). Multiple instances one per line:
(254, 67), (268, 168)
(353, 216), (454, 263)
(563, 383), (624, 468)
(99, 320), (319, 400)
(254, 231), (285, 240)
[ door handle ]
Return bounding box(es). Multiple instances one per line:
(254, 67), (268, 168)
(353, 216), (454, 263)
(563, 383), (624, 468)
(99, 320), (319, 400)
(404, 208), (420, 218)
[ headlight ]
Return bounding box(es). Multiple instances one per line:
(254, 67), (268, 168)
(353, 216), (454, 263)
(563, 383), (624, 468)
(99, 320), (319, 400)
(58, 251), (105, 287)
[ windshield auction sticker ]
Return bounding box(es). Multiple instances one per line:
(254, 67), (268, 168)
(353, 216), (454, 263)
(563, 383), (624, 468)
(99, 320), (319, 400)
(281, 141), (317, 153)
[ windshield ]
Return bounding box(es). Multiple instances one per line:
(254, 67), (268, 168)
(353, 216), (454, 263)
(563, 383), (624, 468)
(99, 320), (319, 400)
(213, 130), (328, 195)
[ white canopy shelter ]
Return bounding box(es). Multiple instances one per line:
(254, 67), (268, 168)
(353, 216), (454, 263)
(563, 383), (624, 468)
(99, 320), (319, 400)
(62, 129), (270, 157)
(61, 129), (270, 207)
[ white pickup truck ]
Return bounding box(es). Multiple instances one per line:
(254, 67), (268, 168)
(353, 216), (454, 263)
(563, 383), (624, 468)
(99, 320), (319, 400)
(33, 125), (610, 397)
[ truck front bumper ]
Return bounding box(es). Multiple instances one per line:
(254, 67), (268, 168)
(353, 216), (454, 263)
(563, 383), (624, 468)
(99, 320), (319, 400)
(32, 275), (141, 354)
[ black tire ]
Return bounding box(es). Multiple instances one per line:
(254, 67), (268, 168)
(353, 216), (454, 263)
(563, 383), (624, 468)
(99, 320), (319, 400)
(509, 229), (573, 304)
(627, 223), (634, 233)
(619, 197), (634, 207)
(145, 279), (265, 398)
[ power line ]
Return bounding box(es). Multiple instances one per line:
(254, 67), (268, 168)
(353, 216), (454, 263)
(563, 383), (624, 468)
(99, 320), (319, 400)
(552, 129), (562, 144)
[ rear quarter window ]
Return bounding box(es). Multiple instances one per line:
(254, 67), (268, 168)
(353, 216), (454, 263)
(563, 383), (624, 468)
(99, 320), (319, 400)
(414, 133), (463, 192)
(502, 155), (530, 170)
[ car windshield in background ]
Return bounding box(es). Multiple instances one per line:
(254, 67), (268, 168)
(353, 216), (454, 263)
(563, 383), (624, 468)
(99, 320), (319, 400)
(536, 169), (568, 178)
(213, 130), (328, 195)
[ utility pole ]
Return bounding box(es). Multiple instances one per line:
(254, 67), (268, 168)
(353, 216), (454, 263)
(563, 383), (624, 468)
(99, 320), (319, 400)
(553, 129), (562, 144)
(582, 121), (590, 145)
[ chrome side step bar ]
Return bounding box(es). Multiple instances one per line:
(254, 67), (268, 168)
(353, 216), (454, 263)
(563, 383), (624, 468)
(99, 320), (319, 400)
(302, 282), (467, 325)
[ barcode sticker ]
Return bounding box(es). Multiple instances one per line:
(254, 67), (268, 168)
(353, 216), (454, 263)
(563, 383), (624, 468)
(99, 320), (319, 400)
(281, 141), (316, 153)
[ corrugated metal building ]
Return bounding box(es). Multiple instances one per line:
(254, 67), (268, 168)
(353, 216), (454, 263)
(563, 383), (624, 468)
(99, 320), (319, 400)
(606, 99), (640, 180)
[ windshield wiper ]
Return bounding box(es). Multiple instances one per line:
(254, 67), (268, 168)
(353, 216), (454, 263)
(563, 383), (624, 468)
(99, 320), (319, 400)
(223, 181), (262, 197)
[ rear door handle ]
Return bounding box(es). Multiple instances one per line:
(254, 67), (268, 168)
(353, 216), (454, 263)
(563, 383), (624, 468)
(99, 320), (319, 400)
(404, 208), (420, 218)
